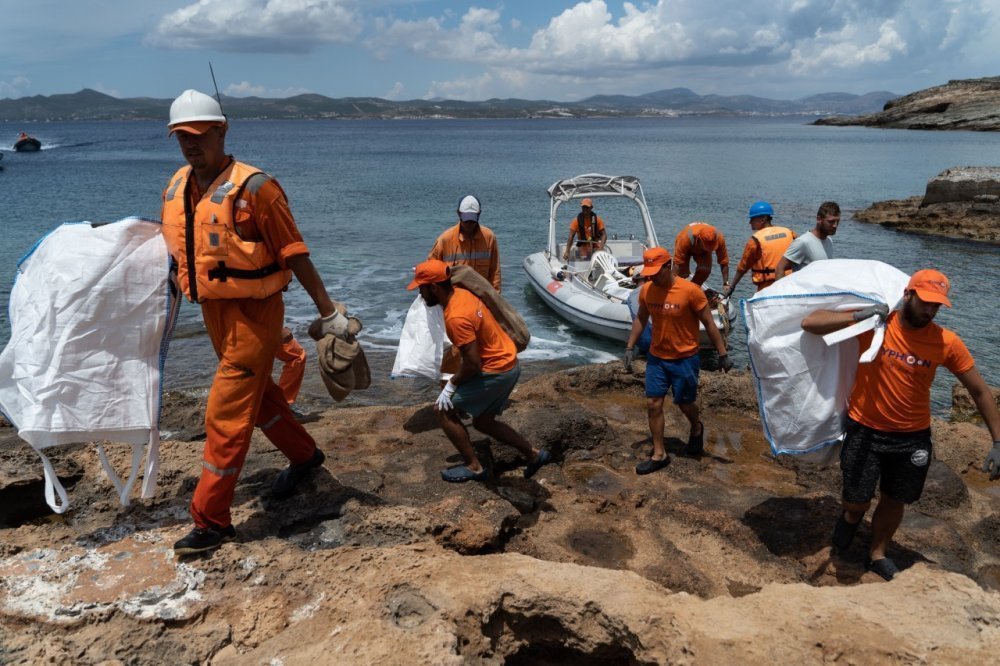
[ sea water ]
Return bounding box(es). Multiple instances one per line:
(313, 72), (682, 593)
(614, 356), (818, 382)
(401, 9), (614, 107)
(1, 117), (998, 412)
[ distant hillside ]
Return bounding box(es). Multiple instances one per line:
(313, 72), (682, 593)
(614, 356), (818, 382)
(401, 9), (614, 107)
(0, 87), (898, 122)
(814, 77), (1000, 131)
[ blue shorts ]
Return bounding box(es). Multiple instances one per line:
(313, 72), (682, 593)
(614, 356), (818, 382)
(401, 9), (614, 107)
(452, 364), (520, 418)
(645, 353), (700, 404)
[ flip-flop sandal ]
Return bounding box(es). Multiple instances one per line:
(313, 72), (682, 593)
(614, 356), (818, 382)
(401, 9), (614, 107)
(441, 465), (489, 483)
(635, 456), (671, 475)
(523, 447), (552, 479)
(865, 556), (900, 581)
(832, 512), (861, 550)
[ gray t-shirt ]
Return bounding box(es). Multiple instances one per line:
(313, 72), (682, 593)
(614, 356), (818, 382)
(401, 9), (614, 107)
(783, 232), (833, 269)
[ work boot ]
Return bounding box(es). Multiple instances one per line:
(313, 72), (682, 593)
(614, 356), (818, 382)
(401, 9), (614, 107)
(271, 447), (326, 499)
(173, 525), (236, 556)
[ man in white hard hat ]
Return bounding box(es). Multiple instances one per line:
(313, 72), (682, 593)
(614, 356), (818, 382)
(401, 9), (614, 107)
(428, 195), (501, 292)
(161, 89), (350, 555)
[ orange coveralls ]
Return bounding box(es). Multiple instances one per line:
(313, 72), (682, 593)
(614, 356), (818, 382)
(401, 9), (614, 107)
(428, 223), (502, 292)
(672, 223), (729, 286)
(167, 167), (319, 530)
(276, 332), (307, 405)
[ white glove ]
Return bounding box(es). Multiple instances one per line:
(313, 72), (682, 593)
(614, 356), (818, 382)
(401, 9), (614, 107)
(435, 381), (457, 412)
(309, 310), (349, 340)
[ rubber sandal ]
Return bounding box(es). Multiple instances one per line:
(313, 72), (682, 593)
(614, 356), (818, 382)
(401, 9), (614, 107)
(635, 456), (671, 475)
(865, 556), (900, 581)
(523, 447), (552, 479)
(832, 512), (861, 550)
(441, 465), (489, 483)
(683, 422), (704, 456)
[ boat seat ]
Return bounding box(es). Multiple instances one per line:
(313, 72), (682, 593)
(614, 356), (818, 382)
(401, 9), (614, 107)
(589, 251), (627, 292)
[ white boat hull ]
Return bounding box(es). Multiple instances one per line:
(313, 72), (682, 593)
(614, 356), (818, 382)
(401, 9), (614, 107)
(524, 252), (735, 347)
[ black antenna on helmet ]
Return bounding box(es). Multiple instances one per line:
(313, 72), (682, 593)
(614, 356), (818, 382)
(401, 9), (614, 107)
(209, 62), (226, 120)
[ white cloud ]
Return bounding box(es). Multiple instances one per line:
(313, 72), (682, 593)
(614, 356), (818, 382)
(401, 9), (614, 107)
(374, 0), (995, 99)
(146, 0), (362, 53)
(224, 81), (311, 97)
(384, 81), (405, 100)
(226, 81), (267, 97)
(789, 20), (908, 72)
(368, 7), (506, 62)
(0, 75), (31, 98)
(424, 73), (495, 101)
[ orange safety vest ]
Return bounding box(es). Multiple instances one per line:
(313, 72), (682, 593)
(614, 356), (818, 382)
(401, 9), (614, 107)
(750, 225), (795, 284)
(161, 160), (292, 302)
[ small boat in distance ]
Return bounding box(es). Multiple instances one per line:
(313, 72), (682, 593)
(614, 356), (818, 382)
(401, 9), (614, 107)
(522, 173), (736, 348)
(13, 132), (41, 152)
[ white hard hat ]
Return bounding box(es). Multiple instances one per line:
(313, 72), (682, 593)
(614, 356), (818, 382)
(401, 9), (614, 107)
(168, 89), (226, 130)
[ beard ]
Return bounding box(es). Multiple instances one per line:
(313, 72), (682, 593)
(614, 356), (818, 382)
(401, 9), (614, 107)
(420, 290), (440, 307)
(902, 300), (934, 328)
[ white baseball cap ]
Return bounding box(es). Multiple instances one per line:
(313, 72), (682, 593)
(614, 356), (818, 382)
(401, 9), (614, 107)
(458, 195), (481, 222)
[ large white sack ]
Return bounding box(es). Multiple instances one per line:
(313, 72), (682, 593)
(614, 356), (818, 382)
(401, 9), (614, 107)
(0, 217), (179, 512)
(741, 259), (909, 464)
(390, 295), (448, 380)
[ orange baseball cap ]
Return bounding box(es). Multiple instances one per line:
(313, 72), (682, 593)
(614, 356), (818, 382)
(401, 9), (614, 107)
(694, 223), (717, 248)
(581, 198), (593, 208)
(168, 120), (225, 136)
(407, 259), (450, 290)
(907, 269), (951, 307)
(639, 247), (671, 276)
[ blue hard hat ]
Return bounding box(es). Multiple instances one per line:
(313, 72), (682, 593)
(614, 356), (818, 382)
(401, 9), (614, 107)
(748, 201), (774, 219)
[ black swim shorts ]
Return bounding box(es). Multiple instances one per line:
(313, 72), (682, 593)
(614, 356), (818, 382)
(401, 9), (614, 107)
(840, 417), (933, 505)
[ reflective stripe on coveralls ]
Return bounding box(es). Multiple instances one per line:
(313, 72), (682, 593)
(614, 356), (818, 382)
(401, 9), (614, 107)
(190, 292), (318, 530)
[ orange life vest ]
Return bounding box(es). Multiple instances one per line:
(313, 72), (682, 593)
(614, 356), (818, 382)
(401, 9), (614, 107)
(750, 225), (795, 284)
(575, 213), (604, 243)
(161, 160), (291, 302)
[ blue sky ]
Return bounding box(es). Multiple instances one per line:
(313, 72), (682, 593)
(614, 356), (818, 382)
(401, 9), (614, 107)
(2, 1), (998, 101)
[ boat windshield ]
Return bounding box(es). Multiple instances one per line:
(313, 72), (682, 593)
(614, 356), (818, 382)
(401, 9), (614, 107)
(557, 196), (649, 245)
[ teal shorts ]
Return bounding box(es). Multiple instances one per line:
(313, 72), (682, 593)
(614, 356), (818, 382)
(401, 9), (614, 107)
(452, 364), (520, 418)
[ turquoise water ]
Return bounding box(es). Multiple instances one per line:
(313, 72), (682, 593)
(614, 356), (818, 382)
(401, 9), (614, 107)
(2, 117), (998, 411)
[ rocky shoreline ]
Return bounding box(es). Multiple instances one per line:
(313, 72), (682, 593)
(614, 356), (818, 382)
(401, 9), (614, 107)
(814, 76), (1000, 131)
(854, 166), (1000, 244)
(1, 362), (999, 663)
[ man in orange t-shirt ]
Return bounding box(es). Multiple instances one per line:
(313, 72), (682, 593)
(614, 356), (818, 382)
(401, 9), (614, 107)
(672, 221), (729, 287)
(407, 259), (551, 483)
(802, 269), (1000, 580)
(624, 247), (732, 475)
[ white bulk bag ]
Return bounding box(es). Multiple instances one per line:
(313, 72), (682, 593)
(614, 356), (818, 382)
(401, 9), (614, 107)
(0, 217), (179, 512)
(742, 259), (909, 464)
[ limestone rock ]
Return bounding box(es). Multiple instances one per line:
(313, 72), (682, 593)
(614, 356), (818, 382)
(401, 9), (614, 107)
(2, 363), (999, 663)
(952, 381), (1000, 422)
(854, 168), (1000, 244)
(923, 166), (1000, 205)
(814, 76), (1000, 131)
